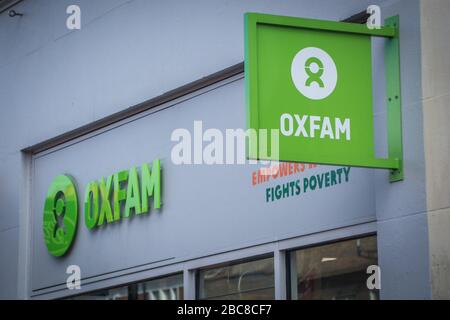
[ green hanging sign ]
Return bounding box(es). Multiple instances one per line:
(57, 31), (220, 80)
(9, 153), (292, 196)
(245, 13), (403, 181)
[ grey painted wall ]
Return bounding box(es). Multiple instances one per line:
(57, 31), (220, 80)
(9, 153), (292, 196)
(421, 0), (450, 299)
(0, 0), (430, 299)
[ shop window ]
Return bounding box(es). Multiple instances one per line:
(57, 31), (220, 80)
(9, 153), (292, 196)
(288, 235), (379, 300)
(198, 256), (274, 300)
(71, 273), (183, 300)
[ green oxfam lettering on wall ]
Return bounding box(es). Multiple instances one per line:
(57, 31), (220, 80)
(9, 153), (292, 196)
(84, 160), (161, 230)
(43, 175), (79, 257)
(245, 13), (403, 174)
(43, 159), (162, 257)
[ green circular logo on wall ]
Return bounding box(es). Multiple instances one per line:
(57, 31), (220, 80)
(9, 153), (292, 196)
(43, 175), (78, 257)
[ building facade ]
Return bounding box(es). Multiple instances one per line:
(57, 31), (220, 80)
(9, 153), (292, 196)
(0, 0), (449, 300)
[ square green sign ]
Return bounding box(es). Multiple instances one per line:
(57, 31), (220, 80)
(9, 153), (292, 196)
(245, 13), (401, 171)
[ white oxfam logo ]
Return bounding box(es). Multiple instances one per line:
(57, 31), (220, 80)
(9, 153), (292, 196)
(291, 47), (338, 100)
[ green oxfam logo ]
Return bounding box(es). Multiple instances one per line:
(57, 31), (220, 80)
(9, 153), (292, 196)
(291, 47), (338, 100)
(42, 160), (162, 258)
(43, 175), (79, 257)
(304, 56), (325, 88)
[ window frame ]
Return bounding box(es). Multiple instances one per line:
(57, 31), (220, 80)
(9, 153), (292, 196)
(195, 253), (275, 300)
(65, 272), (184, 300)
(285, 233), (378, 300)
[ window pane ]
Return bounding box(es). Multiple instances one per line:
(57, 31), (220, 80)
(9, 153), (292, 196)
(137, 274), (184, 300)
(290, 236), (379, 300)
(71, 273), (183, 300)
(199, 257), (274, 300)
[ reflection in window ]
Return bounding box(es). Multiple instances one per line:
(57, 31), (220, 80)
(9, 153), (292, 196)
(289, 236), (379, 300)
(198, 256), (274, 300)
(71, 273), (183, 300)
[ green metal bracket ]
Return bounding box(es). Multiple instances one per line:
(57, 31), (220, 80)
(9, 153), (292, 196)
(384, 16), (404, 182)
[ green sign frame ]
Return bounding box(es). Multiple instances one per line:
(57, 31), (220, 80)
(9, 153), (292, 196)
(245, 13), (403, 182)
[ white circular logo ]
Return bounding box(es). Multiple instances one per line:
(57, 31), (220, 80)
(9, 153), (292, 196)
(291, 47), (338, 100)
